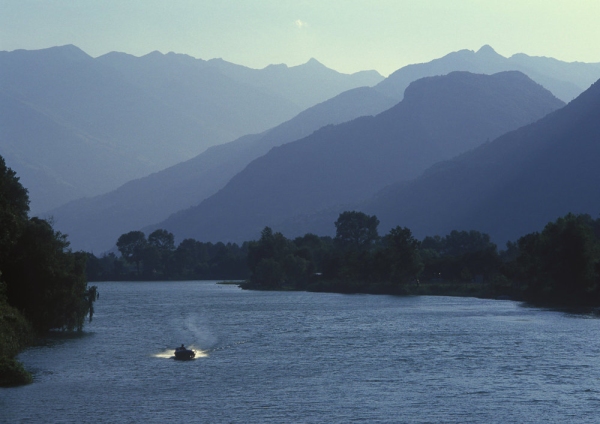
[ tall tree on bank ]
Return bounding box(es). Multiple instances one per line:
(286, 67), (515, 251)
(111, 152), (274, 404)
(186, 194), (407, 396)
(0, 157), (29, 269)
(147, 229), (176, 277)
(334, 211), (380, 252)
(0, 155), (96, 332)
(116, 231), (147, 276)
(517, 213), (600, 305)
(377, 226), (423, 285)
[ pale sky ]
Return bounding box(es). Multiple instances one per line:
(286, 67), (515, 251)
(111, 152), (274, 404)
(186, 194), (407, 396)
(1, 0), (599, 76)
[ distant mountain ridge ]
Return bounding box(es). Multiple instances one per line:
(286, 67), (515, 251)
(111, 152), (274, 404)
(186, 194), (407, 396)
(203, 56), (383, 110)
(49, 87), (396, 252)
(0, 45), (382, 213)
(45, 45), (600, 251)
(376, 45), (600, 103)
(149, 71), (564, 244)
(355, 76), (600, 244)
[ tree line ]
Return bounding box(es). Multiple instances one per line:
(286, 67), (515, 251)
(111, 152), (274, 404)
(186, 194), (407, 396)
(242, 211), (600, 307)
(97, 209), (600, 307)
(0, 156), (97, 386)
(86, 230), (249, 281)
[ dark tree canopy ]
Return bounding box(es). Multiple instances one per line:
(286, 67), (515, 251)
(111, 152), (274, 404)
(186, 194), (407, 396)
(92, 230), (249, 281)
(117, 231), (147, 276)
(0, 155), (95, 332)
(334, 211), (380, 251)
(517, 213), (600, 305)
(0, 156), (30, 268)
(148, 229), (175, 252)
(381, 226), (423, 284)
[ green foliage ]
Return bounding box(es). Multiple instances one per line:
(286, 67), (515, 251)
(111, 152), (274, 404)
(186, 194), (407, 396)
(334, 211), (380, 252)
(0, 356), (32, 386)
(147, 229), (175, 277)
(247, 227), (311, 288)
(148, 229), (175, 251)
(517, 213), (600, 305)
(91, 231), (249, 281)
(0, 156), (29, 269)
(0, 281), (33, 358)
(293, 234), (333, 273)
(0, 155), (95, 333)
(0, 155), (99, 383)
(116, 231), (147, 276)
(247, 217), (424, 292)
(252, 258), (286, 289)
(3, 218), (92, 332)
(103, 209), (600, 309)
(85, 252), (127, 281)
(380, 226), (423, 284)
(420, 230), (499, 283)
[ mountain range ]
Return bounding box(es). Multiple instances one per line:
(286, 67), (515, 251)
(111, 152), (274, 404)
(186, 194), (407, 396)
(48, 87), (397, 252)
(0, 45), (382, 213)
(375, 45), (600, 103)
(47, 45), (600, 252)
(148, 71), (564, 244)
(356, 76), (600, 245)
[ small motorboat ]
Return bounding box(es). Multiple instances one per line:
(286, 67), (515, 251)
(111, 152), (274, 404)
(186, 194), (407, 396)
(174, 344), (195, 360)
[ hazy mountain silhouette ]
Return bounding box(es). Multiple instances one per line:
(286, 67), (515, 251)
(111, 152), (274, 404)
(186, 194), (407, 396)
(38, 45), (597, 250)
(0, 45), (382, 213)
(376, 45), (600, 103)
(204, 56), (383, 110)
(0, 90), (153, 210)
(354, 77), (600, 245)
(0, 45), (209, 212)
(150, 71), (564, 243)
(96, 51), (383, 141)
(49, 87), (396, 252)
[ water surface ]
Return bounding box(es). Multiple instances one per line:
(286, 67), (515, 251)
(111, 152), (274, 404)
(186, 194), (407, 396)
(2, 281), (600, 423)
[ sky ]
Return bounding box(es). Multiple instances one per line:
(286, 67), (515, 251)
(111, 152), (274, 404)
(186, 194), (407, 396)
(1, 0), (599, 76)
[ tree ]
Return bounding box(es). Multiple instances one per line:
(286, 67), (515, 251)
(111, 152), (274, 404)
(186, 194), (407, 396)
(381, 226), (423, 284)
(247, 227), (311, 288)
(3, 218), (93, 331)
(0, 156), (30, 268)
(1, 155), (96, 332)
(248, 227), (294, 273)
(441, 230), (496, 257)
(148, 229), (175, 252)
(173, 238), (202, 278)
(116, 231), (147, 276)
(518, 213), (600, 304)
(147, 229), (175, 277)
(419, 230), (499, 282)
(252, 258), (285, 289)
(334, 211), (380, 251)
(293, 234), (333, 274)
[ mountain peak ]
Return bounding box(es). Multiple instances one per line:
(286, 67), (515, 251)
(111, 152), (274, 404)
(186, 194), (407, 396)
(39, 44), (91, 61)
(476, 45), (500, 56)
(305, 57), (324, 67)
(143, 50), (165, 58)
(286, 58), (330, 73)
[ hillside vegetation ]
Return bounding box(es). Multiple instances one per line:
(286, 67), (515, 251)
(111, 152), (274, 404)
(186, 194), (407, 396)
(0, 155), (97, 386)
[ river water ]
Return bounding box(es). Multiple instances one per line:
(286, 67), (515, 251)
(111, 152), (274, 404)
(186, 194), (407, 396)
(2, 281), (600, 423)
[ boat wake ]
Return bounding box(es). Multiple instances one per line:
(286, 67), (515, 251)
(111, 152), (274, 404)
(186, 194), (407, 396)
(152, 346), (208, 359)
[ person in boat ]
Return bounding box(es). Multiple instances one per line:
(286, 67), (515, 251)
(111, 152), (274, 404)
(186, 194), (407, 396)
(177, 344), (185, 351)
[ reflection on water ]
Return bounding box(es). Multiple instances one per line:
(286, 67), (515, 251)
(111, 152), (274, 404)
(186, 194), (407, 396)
(4, 282), (600, 423)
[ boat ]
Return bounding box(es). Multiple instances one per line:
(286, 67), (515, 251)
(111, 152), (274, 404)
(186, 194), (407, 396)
(174, 344), (195, 360)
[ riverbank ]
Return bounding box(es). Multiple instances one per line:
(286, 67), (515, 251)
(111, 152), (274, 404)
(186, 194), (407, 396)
(0, 288), (34, 386)
(240, 276), (523, 301)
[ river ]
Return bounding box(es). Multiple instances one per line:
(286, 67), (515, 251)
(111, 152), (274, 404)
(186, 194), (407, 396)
(2, 281), (600, 423)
